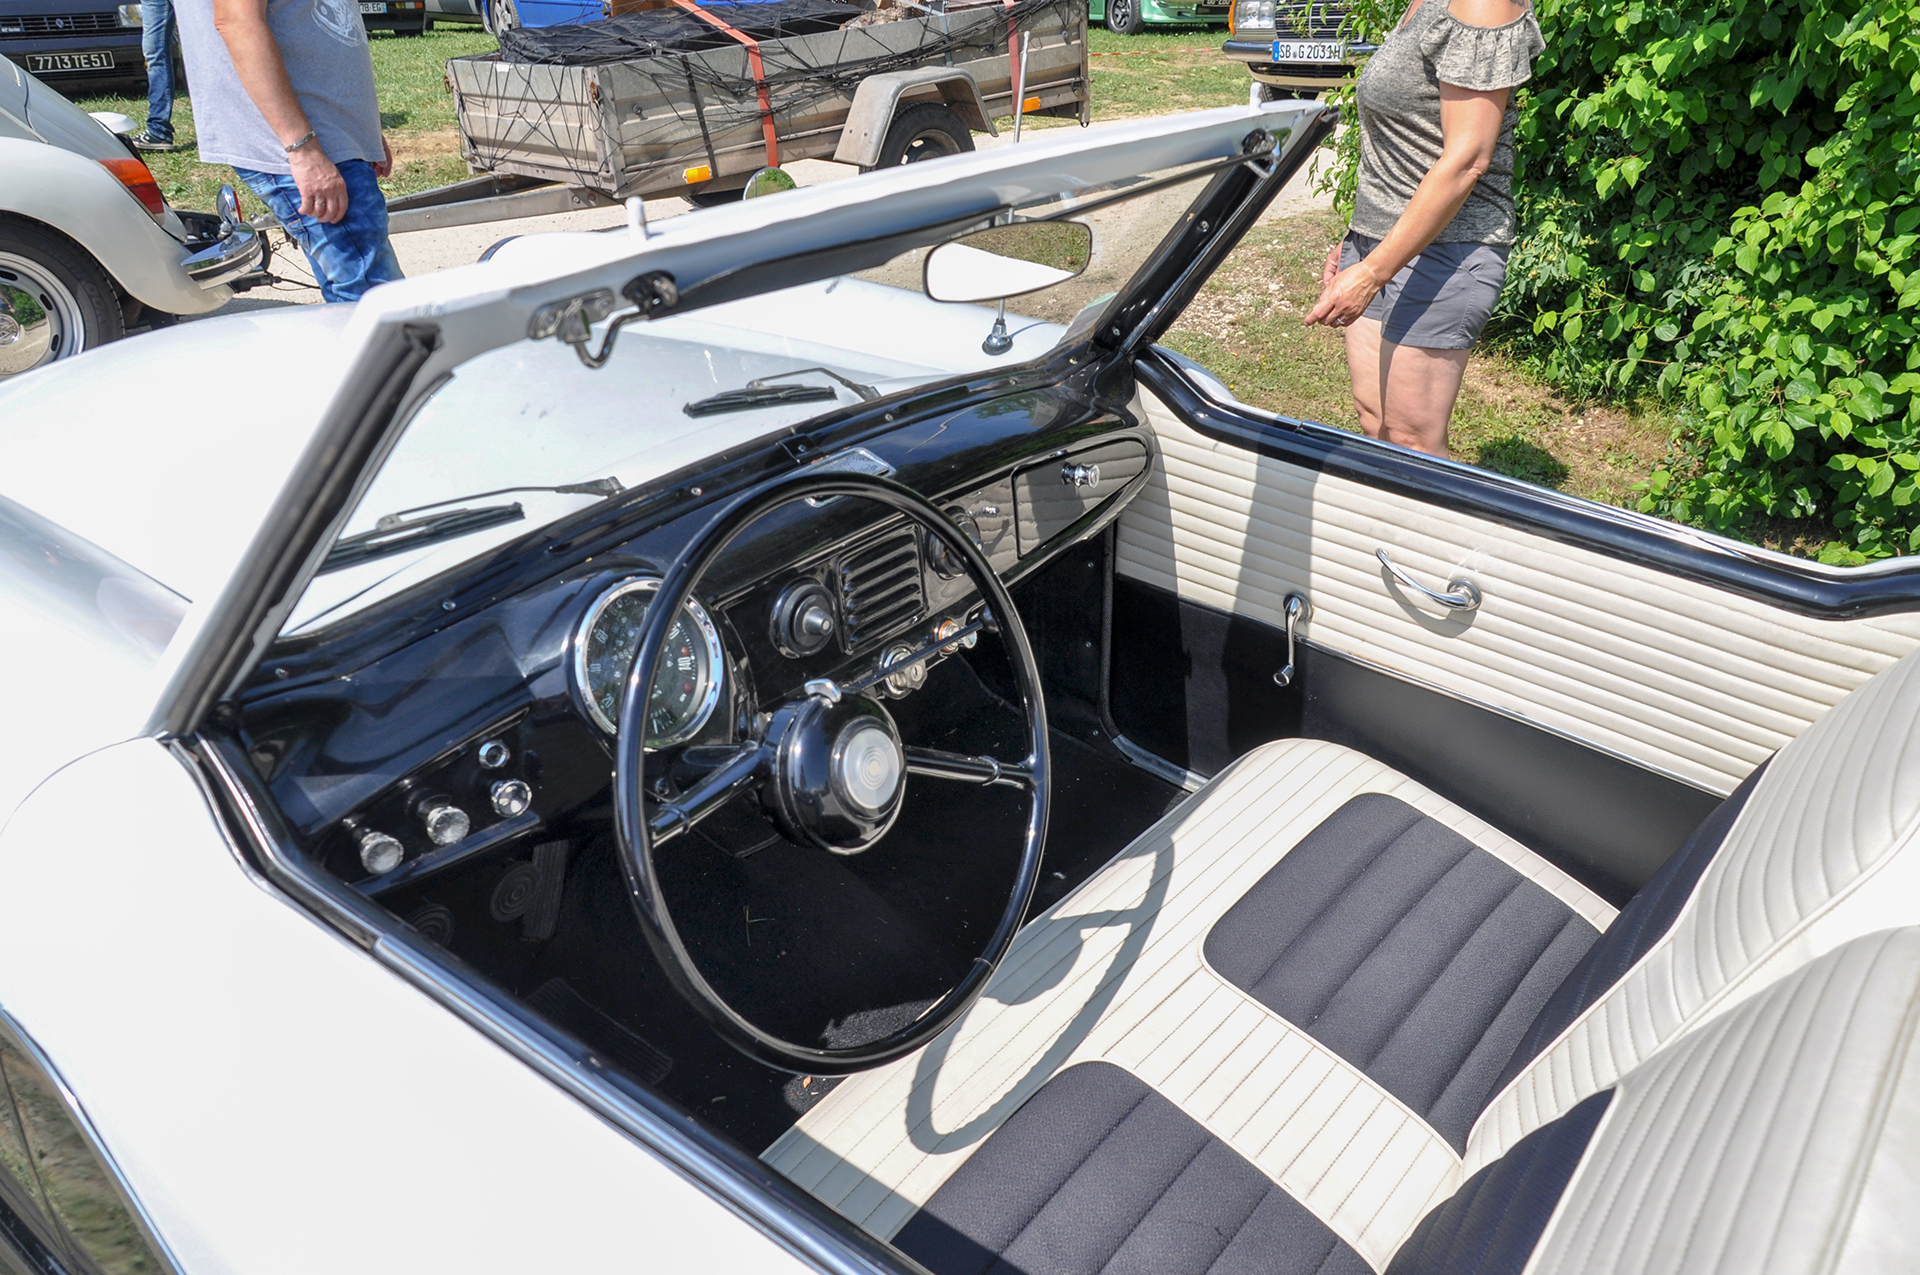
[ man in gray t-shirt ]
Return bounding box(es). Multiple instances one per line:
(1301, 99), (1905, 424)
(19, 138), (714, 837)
(174, 0), (403, 301)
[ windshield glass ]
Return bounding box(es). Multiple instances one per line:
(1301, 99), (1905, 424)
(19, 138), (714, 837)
(284, 162), (1224, 635)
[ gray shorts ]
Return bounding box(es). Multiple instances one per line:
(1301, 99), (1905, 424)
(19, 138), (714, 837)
(1341, 232), (1510, 350)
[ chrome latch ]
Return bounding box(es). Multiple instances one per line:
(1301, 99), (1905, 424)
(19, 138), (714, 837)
(1273, 593), (1307, 688)
(1061, 462), (1102, 489)
(1375, 549), (1481, 611)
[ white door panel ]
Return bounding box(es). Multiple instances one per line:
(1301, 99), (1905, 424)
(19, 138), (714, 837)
(1116, 386), (1920, 795)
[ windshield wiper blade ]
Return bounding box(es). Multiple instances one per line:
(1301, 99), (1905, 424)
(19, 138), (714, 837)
(321, 504), (527, 575)
(683, 367), (881, 418)
(318, 477), (626, 575)
(684, 383), (838, 418)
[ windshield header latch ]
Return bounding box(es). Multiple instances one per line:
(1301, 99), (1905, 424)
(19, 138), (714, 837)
(527, 271), (680, 370)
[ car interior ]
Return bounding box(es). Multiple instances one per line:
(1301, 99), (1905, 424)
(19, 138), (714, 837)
(211, 123), (1920, 1275)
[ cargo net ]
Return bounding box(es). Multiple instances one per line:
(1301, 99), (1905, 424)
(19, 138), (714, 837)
(453, 0), (1078, 197)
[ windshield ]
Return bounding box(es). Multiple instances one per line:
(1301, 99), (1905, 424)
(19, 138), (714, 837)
(284, 162), (1226, 635)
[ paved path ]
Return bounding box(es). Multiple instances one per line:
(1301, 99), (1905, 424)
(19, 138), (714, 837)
(200, 113), (1335, 316)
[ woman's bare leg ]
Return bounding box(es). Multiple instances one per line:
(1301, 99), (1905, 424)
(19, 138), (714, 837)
(1344, 319), (1471, 459)
(1344, 316), (1386, 438)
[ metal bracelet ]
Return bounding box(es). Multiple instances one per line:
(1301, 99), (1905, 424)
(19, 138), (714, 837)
(284, 129), (317, 153)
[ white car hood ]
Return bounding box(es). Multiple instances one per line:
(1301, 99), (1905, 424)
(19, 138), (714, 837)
(0, 100), (1326, 733)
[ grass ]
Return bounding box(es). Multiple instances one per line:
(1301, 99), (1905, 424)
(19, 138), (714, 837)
(1162, 209), (1681, 511)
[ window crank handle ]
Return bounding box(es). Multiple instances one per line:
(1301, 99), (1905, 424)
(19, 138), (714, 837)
(1273, 593), (1307, 688)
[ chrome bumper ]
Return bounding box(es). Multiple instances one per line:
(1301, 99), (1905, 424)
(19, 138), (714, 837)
(182, 220), (267, 290)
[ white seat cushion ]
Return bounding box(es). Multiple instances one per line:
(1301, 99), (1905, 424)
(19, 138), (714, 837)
(764, 738), (1613, 1269)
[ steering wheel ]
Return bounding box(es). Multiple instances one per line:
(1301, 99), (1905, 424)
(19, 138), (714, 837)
(612, 471), (1051, 1074)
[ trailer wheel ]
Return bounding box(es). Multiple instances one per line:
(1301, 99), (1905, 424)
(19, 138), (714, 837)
(870, 102), (973, 170)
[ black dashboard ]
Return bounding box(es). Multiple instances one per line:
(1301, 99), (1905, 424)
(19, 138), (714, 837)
(234, 386), (1154, 904)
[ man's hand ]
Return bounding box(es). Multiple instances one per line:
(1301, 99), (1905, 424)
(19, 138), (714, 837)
(374, 135), (393, 179)
(290, 144), (348, 223)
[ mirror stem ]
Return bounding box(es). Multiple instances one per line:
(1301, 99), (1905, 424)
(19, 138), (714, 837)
(982, 299), (1013, 355)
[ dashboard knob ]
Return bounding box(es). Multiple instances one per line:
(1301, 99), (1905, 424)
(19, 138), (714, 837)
(358, 830), (404, 875)
(880, 643), (928, 698)
(771, 580), (837, 658)
(414, 795), (471, 847)
(477, 738), (512, 769)
(490, 778), (532, 818)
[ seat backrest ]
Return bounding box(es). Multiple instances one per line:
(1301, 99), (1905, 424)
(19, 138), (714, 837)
(1390, 925), (1920, 1275)
(1464, 648), (1920, 1174)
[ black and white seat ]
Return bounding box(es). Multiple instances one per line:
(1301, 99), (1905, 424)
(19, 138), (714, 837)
(766, 645), (1920, 1273)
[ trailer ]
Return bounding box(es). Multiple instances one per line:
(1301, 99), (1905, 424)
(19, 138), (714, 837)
(434, 0), (1087, 210)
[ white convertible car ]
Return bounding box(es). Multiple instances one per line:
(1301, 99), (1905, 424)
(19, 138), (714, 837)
(1, 102), (1918, 1275)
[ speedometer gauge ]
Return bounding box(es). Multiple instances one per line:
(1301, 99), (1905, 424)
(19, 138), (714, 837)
(574, 577), (725, 746)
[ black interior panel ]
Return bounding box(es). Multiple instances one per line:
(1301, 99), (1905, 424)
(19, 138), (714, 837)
(1108, 576), (1725, 903)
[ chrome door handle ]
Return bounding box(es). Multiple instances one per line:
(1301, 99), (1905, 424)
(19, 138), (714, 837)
(1375, 549), (1481, 611)
(1273, 593), (1307, 687)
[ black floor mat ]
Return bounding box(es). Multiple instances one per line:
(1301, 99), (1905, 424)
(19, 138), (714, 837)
(509, 657), (1186, 1151)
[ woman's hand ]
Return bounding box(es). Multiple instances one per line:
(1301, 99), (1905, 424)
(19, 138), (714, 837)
(1306, 259), (1383, 329)
(1321, 243), (1340, 290)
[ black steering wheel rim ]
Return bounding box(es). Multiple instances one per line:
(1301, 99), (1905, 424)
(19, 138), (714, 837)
(613, 470), (1051, 1075)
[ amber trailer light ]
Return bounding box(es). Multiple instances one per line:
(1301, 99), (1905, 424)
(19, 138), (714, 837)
(99, 157), (166, 218)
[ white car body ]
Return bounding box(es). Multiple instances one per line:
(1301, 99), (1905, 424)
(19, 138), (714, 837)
(0, 103), (1323, 1273)
(0, 57), (262, 376)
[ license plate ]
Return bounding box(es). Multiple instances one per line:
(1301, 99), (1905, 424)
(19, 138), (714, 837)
(359, 3), (387, 12)
(25, 51), (113, 72)
(1271, 39), (1344, 62)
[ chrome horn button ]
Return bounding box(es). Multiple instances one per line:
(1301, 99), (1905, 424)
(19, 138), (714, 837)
(832, 718), (903, 816)
(764, 694), (907, 854)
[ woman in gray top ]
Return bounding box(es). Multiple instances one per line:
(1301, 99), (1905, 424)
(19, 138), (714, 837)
(1303, 0), (1545, 457)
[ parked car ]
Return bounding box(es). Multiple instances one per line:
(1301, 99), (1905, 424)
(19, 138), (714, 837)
(425, 0), (483, 26)
(1090, 0), (1227, 37)
(1224, 0), (1368, 98)
(0, 0), (149, 93)
(3, 98), (1920, 1275)
(360, 0), (431, 35)
(0, 58), (262, 378)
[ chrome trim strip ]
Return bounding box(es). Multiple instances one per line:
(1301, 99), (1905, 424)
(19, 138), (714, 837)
(0, 1004), (187, 1275)
(182, 733), (932, 1275)
(1110, 733), (1206, 792)
(1295, 637), (1734, 797)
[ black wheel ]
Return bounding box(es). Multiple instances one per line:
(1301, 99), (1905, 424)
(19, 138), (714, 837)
(869, 102), (973, 170)
(1105, 0), (1145, 35)
(615, 471), (1050, 1075)
(685, 184), (746, 208)
(0, 219), (125, 382)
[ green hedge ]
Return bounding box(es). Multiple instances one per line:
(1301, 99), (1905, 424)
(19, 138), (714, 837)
(1324, 0), (1920, 560)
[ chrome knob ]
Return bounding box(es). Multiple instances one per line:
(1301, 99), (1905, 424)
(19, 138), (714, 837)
(1061, 462), (1101, 489)
(358, 830), (404, 875)
(935, 618), (977, 653)
(477, 738), (511, 769)
(880, 644), (927, 697)
(490, 778), (532, 818)
(416, 797), (470, 847)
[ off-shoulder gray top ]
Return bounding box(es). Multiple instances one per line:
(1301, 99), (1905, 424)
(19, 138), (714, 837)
(1349, 0), (1545, 247)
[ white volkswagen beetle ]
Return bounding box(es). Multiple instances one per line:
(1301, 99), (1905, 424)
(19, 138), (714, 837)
(1, 102), (1918, 1275)
(0, 59), (264, 379)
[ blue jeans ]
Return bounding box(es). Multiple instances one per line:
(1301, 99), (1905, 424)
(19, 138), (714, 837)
(235, 160), (405, 304)
(139, 0), (174, 143)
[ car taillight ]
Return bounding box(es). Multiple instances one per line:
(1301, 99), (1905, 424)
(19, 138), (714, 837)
(99, 157), (167, 218)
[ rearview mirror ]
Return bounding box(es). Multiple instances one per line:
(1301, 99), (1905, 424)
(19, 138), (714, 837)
(923, 221), (1093, 305)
